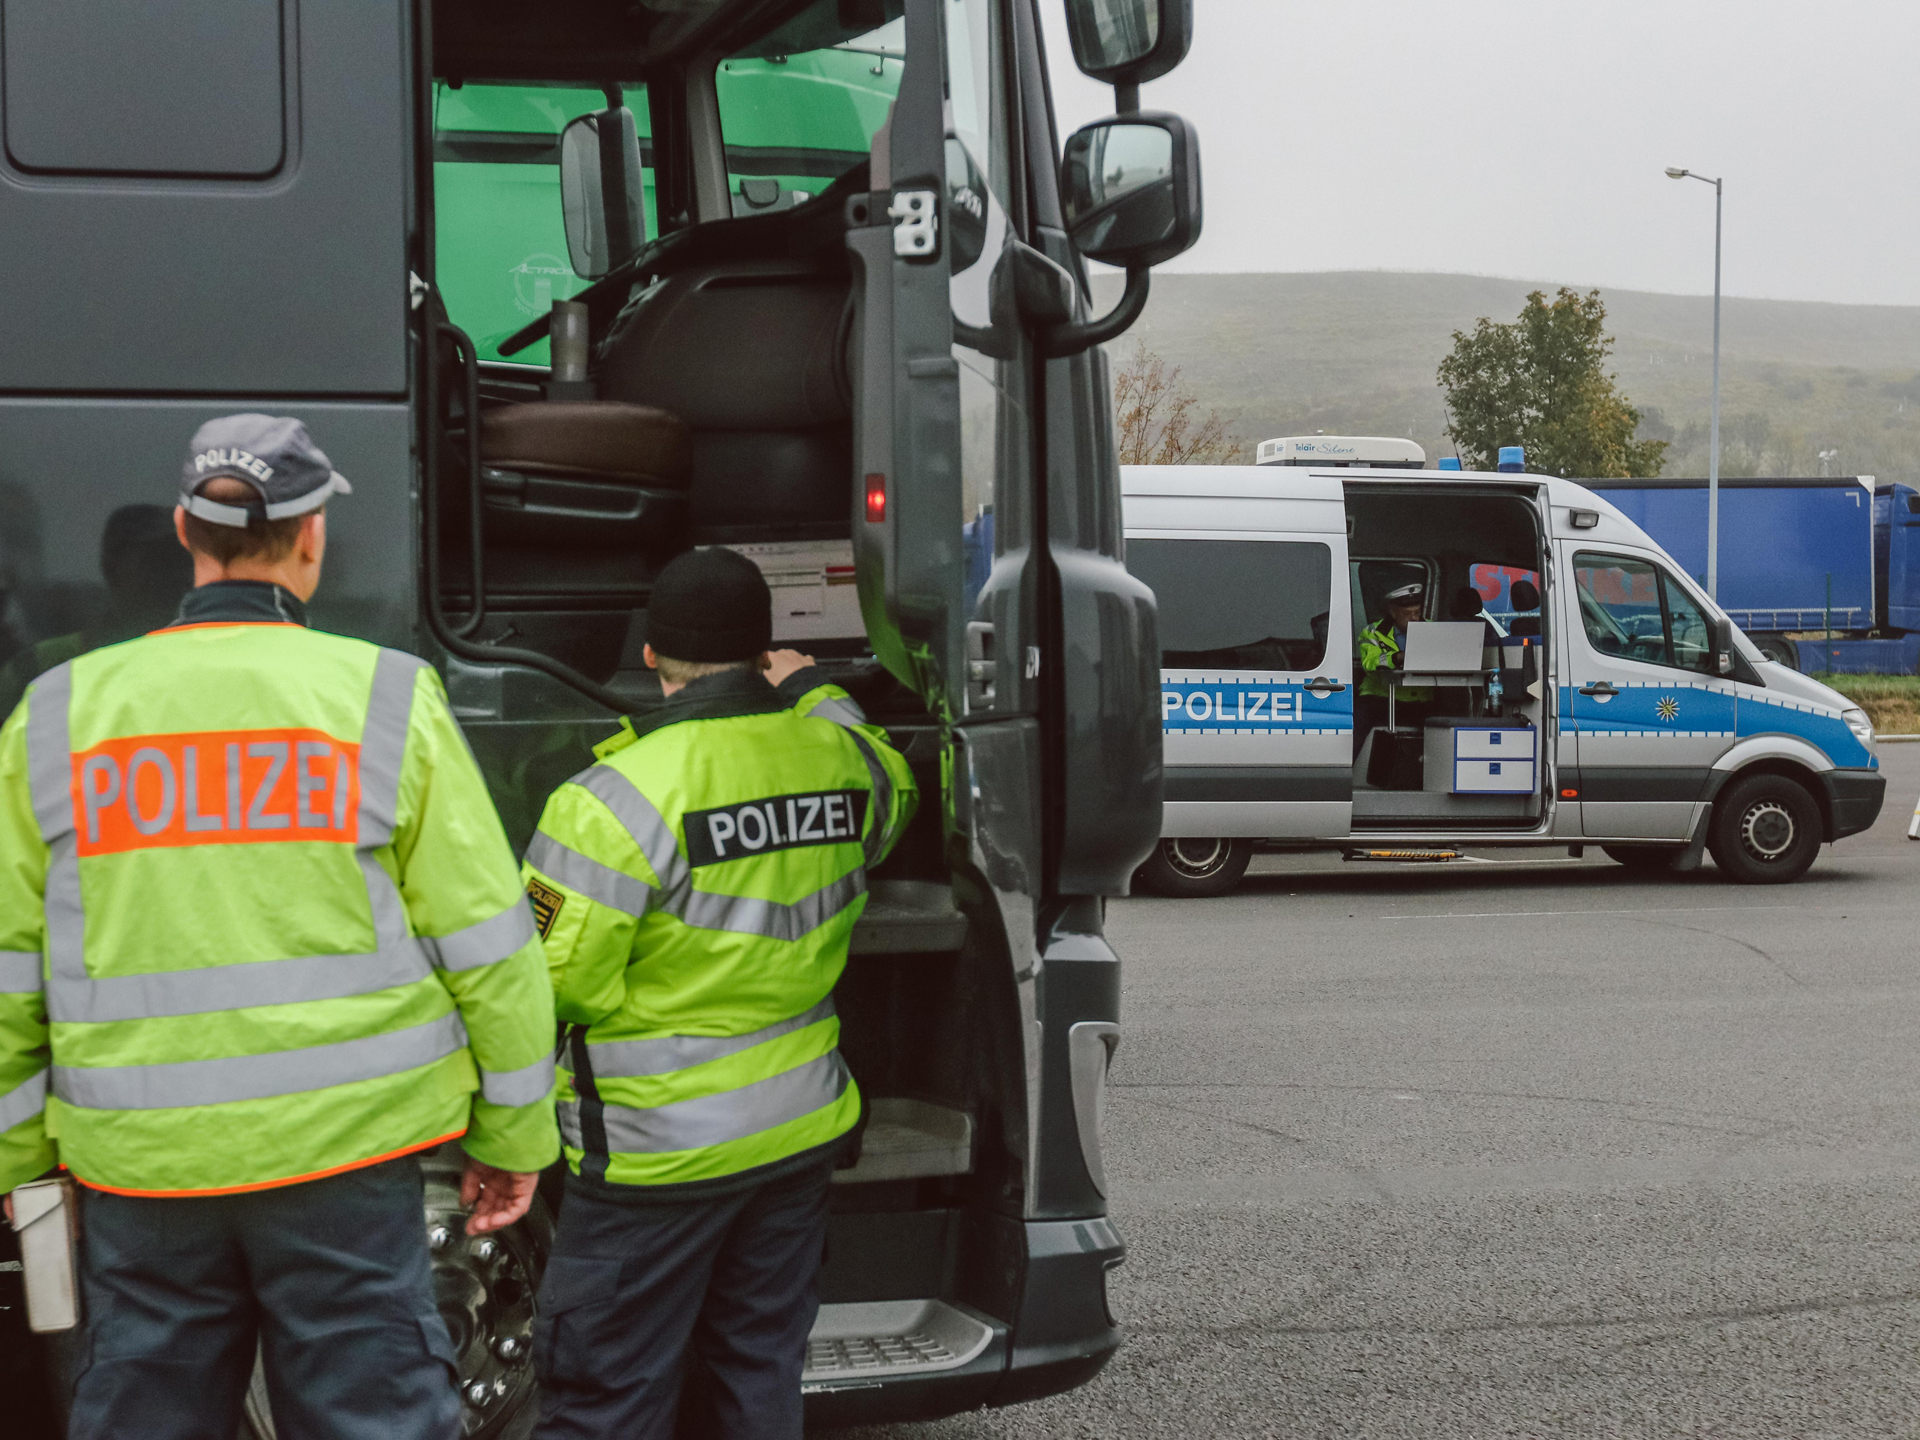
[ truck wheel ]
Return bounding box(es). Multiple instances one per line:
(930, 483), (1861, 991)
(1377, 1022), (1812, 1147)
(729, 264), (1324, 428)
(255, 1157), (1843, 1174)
(1134, 838), (1252, 897)
(1753, 635), (1798, 669)
(1707, 774), (1823, 884)
(1601, 844), (1685, 875)
(241, 1144), (550, 1440)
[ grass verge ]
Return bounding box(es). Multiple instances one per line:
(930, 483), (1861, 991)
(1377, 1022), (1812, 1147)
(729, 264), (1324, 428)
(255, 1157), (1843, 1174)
(1812, 674), (1920, 734)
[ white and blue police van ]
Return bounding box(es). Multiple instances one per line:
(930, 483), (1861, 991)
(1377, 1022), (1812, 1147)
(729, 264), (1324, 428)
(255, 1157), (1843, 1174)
(1122, 439), (1886, 896)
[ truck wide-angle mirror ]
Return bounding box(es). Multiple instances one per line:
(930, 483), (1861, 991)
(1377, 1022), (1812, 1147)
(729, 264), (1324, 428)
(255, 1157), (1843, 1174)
(1062, 0), (1193, 89)
(1060, 113), (1201, 269)
(558, 107), (646, 280)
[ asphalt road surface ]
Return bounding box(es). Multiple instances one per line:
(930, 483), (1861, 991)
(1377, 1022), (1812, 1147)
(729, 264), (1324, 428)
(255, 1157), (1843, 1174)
(850, 746), (1920, 1440)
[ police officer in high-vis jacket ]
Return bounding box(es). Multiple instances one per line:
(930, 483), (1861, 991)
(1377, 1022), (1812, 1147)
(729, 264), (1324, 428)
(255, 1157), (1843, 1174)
(0, 415), (560, 1438)
(523, 547), (916, 1439)
(1354, 579), (1433, 756)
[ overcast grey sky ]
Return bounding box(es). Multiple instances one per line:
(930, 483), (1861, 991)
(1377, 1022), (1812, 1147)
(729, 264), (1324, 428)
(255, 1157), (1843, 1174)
(1037, 1), (1920, 307)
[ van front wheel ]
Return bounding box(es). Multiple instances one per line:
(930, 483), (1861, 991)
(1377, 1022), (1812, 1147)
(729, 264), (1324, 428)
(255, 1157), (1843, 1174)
(1135, 838), (1253, 898)
(1708, 774), (1823, 884)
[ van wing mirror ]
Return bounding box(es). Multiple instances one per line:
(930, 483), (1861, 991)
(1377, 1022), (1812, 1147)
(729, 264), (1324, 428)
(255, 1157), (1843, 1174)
(559, 108), (647, 280)
(1062, 0), (1194, 92)
(1059, 113), (1201, 270)
(1712, 616), (1737, 676)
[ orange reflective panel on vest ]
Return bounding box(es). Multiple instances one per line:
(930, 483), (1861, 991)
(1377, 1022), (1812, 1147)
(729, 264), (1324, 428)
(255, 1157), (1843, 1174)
(71, 728), (361, 855)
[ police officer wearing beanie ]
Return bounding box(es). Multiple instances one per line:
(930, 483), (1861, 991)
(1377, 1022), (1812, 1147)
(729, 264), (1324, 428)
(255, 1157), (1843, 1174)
(523, 547), (917, 1439)
(0, 414), (559, 1439)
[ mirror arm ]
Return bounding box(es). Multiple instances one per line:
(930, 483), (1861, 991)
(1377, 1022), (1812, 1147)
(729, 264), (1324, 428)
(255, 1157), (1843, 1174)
(1040, 265), (1150, 359)
(1114, 81), (1140, 114)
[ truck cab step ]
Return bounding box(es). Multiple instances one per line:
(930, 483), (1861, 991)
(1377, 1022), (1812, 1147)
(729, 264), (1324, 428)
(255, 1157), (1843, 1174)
(833, 1098), (973, 1184)
(804, 1299), (995, 1384)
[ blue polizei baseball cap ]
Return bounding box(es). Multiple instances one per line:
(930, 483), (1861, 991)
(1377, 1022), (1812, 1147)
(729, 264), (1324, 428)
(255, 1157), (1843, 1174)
(179, 413), (352, 528)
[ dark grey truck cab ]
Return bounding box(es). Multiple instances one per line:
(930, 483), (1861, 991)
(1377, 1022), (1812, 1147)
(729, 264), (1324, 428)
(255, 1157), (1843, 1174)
(0, 0), (1201, 1431)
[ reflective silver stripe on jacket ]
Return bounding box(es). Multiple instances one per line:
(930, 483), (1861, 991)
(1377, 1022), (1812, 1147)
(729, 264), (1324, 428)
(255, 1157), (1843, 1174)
(800, 695), (895, 867)
(573, 765), (688, 905)
(50, 947), (437, 1025)
(25, 648), (456, 1024)
(676, 869), (867, 942)
(479, 1054), (557, 1107)
(525, 832), (653, 917)
(558, 1049), (849, 1154)
(424, 900), (537, 972)
(0, 951), (41, 994)
(52, 1011), (469, 1112)
(584, 997), (836, 1079)
(0, 1069), (48, 1131)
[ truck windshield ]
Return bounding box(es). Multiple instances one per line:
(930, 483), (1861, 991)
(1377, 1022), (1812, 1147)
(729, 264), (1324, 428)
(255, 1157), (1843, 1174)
(714, 20), (902, 216)
(1128, 538), (1332, 671)
(433, 82), (653, 366)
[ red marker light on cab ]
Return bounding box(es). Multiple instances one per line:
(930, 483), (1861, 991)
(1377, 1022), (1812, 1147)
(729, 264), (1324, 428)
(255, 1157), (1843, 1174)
(865, 473), (886, 522)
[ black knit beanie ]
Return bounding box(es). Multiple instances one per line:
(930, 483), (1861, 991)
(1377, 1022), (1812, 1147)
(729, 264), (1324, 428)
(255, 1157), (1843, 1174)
(646, 547), (772, 662)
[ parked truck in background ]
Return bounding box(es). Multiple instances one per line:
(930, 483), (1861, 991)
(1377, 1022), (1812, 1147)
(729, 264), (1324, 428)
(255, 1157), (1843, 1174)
(1580, 475), (1920, 677)
(0, 0), (1201, 1431)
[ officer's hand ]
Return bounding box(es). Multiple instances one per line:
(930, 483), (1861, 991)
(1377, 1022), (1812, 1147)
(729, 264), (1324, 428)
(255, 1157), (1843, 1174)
(461, 1160), (538, 1236)
(764, 649), (815, 686)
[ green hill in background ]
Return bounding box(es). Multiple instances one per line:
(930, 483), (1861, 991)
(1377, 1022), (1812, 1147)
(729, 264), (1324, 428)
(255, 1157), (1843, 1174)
(1092, 271), (1920, 483)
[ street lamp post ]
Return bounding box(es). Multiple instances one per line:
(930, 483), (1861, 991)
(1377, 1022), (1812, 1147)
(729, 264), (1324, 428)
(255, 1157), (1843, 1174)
(1666, 166), (1723, 600)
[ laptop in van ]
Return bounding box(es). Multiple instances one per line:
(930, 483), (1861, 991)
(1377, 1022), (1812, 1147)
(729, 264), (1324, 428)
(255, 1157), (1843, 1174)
(1401, 621), (1486, 674)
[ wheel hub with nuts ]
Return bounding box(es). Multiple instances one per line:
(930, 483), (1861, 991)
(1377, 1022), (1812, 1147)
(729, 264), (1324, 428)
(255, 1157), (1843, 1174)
(1164, 837), (1230, 879)
(1740, 800), (1797, 862)
(422, 1156), (545, 1435)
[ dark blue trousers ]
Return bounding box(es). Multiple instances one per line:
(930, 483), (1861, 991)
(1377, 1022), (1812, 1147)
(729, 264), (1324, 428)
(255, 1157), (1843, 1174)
(67, 1156), (460, 1440)
(532, 1162), (832, 1440)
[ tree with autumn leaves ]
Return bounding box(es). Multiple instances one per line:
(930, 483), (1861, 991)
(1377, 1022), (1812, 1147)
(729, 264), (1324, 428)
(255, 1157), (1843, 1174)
(1112, 341), (1240, 465)
(1438, 287), (1667, 478)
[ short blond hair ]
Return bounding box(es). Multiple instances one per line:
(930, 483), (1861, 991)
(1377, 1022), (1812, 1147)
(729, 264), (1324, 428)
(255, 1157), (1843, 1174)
(654, 655), (755, 686)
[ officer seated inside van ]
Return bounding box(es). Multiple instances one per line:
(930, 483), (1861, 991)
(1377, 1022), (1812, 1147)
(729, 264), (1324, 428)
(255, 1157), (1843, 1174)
(1354, 579), (1430, 757)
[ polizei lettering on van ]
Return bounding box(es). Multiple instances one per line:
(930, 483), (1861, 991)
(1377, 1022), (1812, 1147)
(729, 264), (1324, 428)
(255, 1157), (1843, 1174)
(684, 789), (869, 868)
(1161, 682), (1350, 732)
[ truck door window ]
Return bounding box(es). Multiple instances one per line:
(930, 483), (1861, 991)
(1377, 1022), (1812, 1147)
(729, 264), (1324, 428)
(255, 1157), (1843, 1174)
(714, 19), (903, 216)
(434, 83), (652, 365)
(1127, 540), (1332, 670)
(1573, 552), (1715, 674)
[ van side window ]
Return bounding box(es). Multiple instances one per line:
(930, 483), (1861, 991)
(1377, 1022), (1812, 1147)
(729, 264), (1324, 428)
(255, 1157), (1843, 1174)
(1127, 539), (1332, 671)
(1573, 552), (1715, 675)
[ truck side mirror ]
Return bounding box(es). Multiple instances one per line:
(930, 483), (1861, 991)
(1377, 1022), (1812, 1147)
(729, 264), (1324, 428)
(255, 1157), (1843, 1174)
(1062, 0), (1194, 97)
(559, 108), (646, 280)
(1059, 113), (1201, 270)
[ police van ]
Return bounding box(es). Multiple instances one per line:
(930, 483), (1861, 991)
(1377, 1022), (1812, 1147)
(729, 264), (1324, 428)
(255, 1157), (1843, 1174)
(1122, 440), (1887, 896)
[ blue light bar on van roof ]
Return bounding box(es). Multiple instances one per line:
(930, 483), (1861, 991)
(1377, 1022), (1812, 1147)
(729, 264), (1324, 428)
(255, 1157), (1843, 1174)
(1498, 446), (1525, 473)
(1437, 457), (1462, 471)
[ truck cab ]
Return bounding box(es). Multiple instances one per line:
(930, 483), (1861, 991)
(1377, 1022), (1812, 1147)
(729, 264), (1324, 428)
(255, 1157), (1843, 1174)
(1122, 448), (1886, 896)
(0, 0), (1200, 1431)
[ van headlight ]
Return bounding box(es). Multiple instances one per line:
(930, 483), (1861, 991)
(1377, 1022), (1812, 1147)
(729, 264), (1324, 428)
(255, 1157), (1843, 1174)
(1843, 707), (1875, 746)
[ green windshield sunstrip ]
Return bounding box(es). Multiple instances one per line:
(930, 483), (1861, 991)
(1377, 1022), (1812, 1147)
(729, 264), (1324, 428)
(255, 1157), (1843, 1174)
(433, 81), (655, 366)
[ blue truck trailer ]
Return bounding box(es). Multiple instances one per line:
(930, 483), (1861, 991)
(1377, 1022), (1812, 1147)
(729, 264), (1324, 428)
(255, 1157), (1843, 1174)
(1578, 476), (1920, 675)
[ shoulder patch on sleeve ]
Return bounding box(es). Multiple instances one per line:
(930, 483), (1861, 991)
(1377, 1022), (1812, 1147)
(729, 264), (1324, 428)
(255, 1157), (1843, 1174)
(527, 877), (566, 939)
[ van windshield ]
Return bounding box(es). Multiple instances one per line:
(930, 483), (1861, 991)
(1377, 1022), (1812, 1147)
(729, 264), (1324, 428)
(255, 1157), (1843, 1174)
(1127, 538), (1332, 671)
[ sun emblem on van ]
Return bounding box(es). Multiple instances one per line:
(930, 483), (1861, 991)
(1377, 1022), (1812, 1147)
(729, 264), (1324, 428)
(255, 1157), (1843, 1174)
(1656, 695), (1679, 721)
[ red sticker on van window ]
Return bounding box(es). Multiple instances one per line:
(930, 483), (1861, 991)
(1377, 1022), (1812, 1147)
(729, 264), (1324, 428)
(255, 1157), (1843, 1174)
(70, 729), (360, 857)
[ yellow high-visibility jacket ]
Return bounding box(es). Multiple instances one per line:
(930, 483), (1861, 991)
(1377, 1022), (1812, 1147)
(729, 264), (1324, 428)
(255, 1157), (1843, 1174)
(0, 582), (558, 1197)
(524, 666), (916, 1194)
